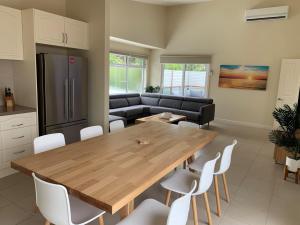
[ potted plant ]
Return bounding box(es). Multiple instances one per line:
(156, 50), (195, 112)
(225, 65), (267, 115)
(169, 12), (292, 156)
(269, 104), (300, 177)
(145, 85), (160, 93)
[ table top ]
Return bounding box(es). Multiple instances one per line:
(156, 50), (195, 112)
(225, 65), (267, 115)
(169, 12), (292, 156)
(11, 121), (216, 214)
(136, 113), (187, 124)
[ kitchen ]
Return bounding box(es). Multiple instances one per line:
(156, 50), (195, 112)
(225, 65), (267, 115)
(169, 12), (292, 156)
(0, 1), (109, 179)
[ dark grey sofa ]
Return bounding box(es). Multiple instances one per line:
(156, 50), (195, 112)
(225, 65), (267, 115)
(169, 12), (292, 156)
(109, 93), (215, 126)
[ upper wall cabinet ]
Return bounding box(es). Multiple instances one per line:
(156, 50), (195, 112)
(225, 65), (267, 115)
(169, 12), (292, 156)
(34, 10), (65, 47)
(33, 9), (89, 50)
(0, 6), (23, 60)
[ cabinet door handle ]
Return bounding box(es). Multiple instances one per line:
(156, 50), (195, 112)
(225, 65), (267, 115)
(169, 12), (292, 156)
(14, 150), (26, 155)
(62, 32), (65, 43)
(12, 136), (25, 140)
(65, 33), (68, 44)
(12, 123), (23, 127)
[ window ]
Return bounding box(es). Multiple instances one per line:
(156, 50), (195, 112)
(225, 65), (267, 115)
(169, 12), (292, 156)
(109, 53), (147, 94)
(162, 64), (210, 97)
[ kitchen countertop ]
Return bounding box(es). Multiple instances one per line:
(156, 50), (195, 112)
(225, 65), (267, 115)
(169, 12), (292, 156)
(0, 105), (36, 116)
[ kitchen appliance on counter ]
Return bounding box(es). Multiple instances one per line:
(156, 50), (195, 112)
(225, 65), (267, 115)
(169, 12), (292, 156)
(36, 53), (88, 144)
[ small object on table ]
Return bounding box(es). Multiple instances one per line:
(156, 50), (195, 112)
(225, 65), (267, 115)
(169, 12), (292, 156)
(136, 138), (150, 145)
(160, 112), (172, 119)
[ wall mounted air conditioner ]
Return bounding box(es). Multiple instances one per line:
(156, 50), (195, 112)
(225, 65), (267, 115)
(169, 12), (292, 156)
(245, 6), (289, 21)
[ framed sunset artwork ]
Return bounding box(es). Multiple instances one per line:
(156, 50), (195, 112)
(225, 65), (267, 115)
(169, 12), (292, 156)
(219, 65), (269, 90)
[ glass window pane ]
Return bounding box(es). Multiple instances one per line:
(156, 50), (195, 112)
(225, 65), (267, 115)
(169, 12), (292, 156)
(127, 67), (143, 93)
(110, 53), (126, 65)
(163, 64), (184, 96)
(109, 66), (127, 94)
(128, 56), (144, 67)
(185, 64), (207, 97)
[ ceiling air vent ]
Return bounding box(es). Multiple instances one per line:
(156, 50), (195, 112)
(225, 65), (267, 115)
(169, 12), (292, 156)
(245, 6), (289, 22)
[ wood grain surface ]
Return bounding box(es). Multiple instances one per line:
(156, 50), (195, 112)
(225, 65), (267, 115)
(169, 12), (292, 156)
(11, 121), (217, 214)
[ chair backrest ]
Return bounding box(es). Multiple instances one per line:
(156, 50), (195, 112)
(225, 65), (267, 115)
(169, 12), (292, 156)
(195, 152), (221, 195)
(166, 181), (197, 225)
(216, 140), (238, 175)
(80, 125), (103, 141)
(109, 120), (124, 133)
(178, 121), (199, 129)
(34, 133), (66, 154)
(32, 173), (72, 225)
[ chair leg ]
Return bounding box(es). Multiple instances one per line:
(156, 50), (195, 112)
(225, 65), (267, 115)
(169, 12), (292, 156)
(295, 170), (299, 184)
(213, 175), (221, 217)
(98, 215), (105, 225)
(33, 203), (39, 213)
(284, 165), (288, 180)
(165, 190), (172, 206)
(222, 173), (230, 203)
(183, 160), (187, 169)
(44, 221), (51, 225)
(191, 196), (199, 225)
(203, 192), (213, 225)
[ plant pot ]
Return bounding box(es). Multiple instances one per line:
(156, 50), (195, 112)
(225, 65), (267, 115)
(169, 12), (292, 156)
(286, 156), (300, 172)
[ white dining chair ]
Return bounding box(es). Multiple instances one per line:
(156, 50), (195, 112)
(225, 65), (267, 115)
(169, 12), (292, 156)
(80, 125), (103, 141)
(109, 120), (125, 133)
(34, 133), (66, 154)
(189, 140), (238, 217)
(161, 153), (221, 225)
(32, 173), (105, 225)
(116, 181), (197, 225)
(178, 121), (200, 129)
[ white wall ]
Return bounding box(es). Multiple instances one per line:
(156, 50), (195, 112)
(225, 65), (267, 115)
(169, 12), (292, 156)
(149, 0), (300, 127)
(110, 0), (167, 49)
(110, 40), (151, 56)
(0, 61), (14, 104)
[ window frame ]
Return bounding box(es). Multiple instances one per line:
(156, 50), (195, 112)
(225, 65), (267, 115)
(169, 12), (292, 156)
(109, 52), (148, 94)
(160, 63), (210, 97)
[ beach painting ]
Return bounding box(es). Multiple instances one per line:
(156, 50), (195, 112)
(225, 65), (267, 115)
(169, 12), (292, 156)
(219, 65), (269, 90)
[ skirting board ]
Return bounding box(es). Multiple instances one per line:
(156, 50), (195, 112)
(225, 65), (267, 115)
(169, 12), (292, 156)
(215, 118), (272, 130)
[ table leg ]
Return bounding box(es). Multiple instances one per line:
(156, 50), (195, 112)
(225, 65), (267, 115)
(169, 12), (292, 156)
(119, 200), (134, 219)
(187, 155), (195, 164)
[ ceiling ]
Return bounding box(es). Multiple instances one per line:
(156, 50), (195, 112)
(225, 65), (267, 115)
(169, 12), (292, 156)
(131, 0), (211, 6)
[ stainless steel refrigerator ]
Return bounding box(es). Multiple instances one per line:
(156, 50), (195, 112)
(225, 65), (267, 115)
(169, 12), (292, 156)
(36, 53), (88, 144)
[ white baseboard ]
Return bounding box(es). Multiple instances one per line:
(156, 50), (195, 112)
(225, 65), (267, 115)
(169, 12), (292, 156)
(214, 118), (272, 130)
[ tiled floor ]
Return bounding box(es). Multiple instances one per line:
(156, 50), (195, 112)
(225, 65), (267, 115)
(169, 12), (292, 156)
(0, 121), (299, 225)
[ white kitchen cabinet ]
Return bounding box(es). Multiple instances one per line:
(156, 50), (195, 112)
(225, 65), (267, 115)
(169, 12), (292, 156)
(34, 9), (65, 47)
(64, 18), (89, 50)
(0, 112), (37, 178)
(33, 9), (89, 50)
(0, 5), (23, 60)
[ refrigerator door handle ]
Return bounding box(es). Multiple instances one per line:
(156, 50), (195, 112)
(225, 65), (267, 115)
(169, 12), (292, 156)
(70, 78), (75, 119)
(64, 79), (68, 120)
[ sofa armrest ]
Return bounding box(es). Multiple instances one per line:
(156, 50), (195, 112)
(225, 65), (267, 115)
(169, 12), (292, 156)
(199, 104), (215, 125)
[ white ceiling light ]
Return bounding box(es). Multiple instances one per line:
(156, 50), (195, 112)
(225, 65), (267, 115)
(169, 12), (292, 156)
(131, 0), (212, 6)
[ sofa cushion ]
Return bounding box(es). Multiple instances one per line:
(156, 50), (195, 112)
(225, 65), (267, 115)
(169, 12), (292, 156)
(109, 108), (126, 117)
(110, 93), (140, 99)
(183, 97), (213, 104)
(160, 95), (183, 100)
(150, 106), (181, 115)
(181, 101), (205, 112)
(159, 99), (182, 109)
(127, 97), (141, 106)
(179, 110), (201, 122)
(110, 98), (128, 109)
(141, 96), (160, 106)
(122, 105), (144, 117)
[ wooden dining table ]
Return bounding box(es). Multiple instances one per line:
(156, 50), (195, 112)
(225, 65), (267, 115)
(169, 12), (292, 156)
(11, 121), (217, 217)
